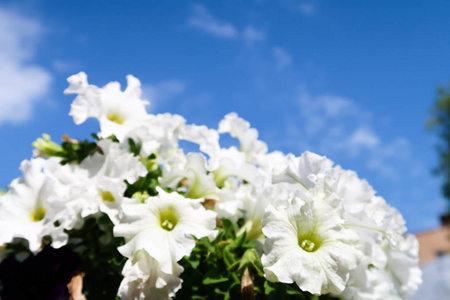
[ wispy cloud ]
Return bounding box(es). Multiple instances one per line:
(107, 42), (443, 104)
(299, 3), (315, 16)
(348, 127), (380, 149)
(188, 5), (265, 44)
(142, 80), (186, 111)
(52, 59), (81, 73)
(0, 6), (52, 125)
(272, 47), (292, 69)
(243, 26), (266, 43)
(188, 4), (238, 39)
(281, 0), (317, 16)
(293, 89), (418, 180)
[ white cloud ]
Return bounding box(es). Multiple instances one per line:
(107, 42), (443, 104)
(307, 94), (360, 117)
(298, 92), (367, 138)
(299, 3), (315, 16)
(243, 26), (265, 43)
(188, 5), (238, 39)
(52, 59), (80, 73)
(0, 6), (52, 124)
(366, 158), (399, 180)
(348, 127), (380, 149)
(282, 0), (316, 16)
(317, 96), (359, 117)
(379, 137), (411, 158)
(188, 5), (265, 45)
(272, 47), (292, 69)
(294, 89), (417, 180)
(142, 80), (186, 111)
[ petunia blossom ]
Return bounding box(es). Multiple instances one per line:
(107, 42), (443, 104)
(261, 187), (361, 295)
(114, 188), (217, 275)
(118, 249), (183, 300)
(64, 72), (150, 141)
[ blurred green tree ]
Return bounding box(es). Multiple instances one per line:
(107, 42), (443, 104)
(427, 83), (450, 210)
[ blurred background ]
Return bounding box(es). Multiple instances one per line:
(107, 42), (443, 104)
(1, 0), (450, 285)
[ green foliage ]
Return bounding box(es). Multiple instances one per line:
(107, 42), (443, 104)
(60, 139), (98, 165)
(176, 219), (339, 300)
(32, 134), (65, 157)
(176, 219), (251, 300)
(124, 154), (162, 199)
(427, 82), (450, 207)
(31, 134), (99, 165)
(1, 238), (33, 262)
(65, 214), (126, 298)
(127, 138), (142, 156)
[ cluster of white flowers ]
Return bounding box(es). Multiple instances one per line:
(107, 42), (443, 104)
(0, 72), (422, 299)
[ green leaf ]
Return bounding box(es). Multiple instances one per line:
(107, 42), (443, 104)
(264, 281), (288, 300)
(230, 230), (246, 250)
(223, 282), (241, 300)
(238, 248), (264, 276)
(264, 280), (277, 294)
(286, 284), (304, 295)
(181, 253), (201, 269)
(222, 219), (236, 239)
(223, 246), (236, 268)
(202, 273), (229, 285)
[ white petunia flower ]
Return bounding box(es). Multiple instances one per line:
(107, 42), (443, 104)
(0, 158), (68, 251)
(114, 188), (217, 275)
(383, 234), (422, 298)
(160, 153), (219, 201)
(40, 158), (91, 234)
(218, 113), (267, 163)
(235, 182), (274, 242)
(363, 196), (406, 247)
(64, 72), (101, 123)
(124, 113), (186, 159)
(256, 150), (287, 175)
(273, 151), (407, 248)
(118, 249), (183, 300)
(178, 124), (220, 157)
(343, 235), (422, 300)
(78, 139), (147, 224)
(214, 177), (242, 221)
(64, 72), (149, 141)
(272, 151), (335, 188)
(214, 174), (273, 234)
(208, 147), (261, 187)
(261, 187), (361, 295)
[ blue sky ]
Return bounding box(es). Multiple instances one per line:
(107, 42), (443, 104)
(1, 0), (449, 232)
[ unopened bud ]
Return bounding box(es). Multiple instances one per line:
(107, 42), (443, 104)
(241, 268), (255, 300)
(32, 134), (64, 157)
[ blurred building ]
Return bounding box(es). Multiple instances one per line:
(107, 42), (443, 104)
(415, 214), (450, 266)
(410, 215), (450, 300)
(408, 254), (450, 300)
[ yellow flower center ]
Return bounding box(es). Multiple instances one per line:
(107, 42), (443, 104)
(107, 113), (125, 124)
(30, 206), (46, 222)
(131, 191), (150, 203)
(300, 239), (316, 252)
(298, 234), (321, 252)
(100, 190), (115, 202)
(159, 208), (178, 231)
